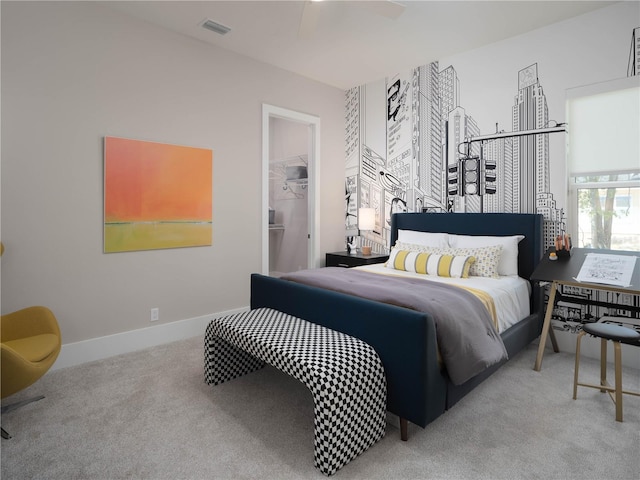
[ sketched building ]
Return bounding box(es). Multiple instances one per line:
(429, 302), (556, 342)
(345, 86), (361, 231)
(444, 106), (481, 212)
(483, 137), (513, 213)
(537, 192), (565, 248)
(464, 115), (482, 213)
(415, 62), (444, 211)
(439, 65), (460, 212)
(512, 63), (550, 214)
(439, 65), (460, 122)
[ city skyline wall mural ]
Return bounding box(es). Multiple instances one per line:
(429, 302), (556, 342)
(345, 18), (640, 331)
(346, 61), (566, 253)
(346, 22), (639, 255)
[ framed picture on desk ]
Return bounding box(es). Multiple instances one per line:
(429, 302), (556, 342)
(530, 247), (640, 371)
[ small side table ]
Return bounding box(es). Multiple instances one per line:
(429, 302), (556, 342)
(530, 247), (640, 371)
(325, 251), (389, 268)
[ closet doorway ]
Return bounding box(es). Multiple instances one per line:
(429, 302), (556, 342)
(262, 105), (320, 276)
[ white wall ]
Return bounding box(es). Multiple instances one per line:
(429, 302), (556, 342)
(438, 1), (639, 213)
(0, 2), (345, 359)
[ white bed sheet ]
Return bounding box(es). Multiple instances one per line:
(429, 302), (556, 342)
(355, 263), (531, 333)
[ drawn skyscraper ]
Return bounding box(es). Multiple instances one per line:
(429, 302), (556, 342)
(439, 65), (461, 212)
(483, 137), (513, 213)
(512, 63), (550, 214)
(439, 65), (460, 118)
(416, 62), (443, 210)
(537, 192), (565, 248)
(438, 65), (482, 212)
(464, 115), (482, 213)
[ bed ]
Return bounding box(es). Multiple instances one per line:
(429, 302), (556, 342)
(250, 212), (545, 438)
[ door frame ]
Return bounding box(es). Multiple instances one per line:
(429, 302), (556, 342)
(262, 104), (321, 275)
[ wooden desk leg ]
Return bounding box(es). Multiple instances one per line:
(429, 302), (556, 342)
(534, 281), (558, 371)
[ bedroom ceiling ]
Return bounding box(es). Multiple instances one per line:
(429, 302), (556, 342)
(102, 0), (617, 90)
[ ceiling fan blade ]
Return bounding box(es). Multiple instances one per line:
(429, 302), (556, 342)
(298, 1), (321, 39)
(365, 1), (406, 20)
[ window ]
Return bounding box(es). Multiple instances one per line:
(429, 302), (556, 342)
(566, 76), (640, 251)
(572, 174), (640, 250)
(615, 195), (630, 211)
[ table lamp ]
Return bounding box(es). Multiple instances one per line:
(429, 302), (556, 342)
(358, 208), (375, 255)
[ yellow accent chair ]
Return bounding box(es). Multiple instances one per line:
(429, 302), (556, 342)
(1, 306), (62, 439)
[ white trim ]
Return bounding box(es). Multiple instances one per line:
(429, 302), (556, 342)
(308, 120), (321, 269)
(570, 179), (639, 189)
(51, 306), (249, 370)
(262, 106), (270, 275)
(262, 104), (321, 274)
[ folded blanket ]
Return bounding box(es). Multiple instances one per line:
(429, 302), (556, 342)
(281, 267), (507, 385)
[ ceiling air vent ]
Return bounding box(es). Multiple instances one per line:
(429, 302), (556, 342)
(201, 19), (231, 36)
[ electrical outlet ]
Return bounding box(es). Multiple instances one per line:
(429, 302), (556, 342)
(150, 308), (159, 322)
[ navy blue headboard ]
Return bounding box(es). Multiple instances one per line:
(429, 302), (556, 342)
(390, 213), (544, 280)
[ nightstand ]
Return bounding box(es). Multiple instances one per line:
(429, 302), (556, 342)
(325, 251), (389, 268)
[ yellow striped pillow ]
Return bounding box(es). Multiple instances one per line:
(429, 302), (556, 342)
(386, 249), (475, 278)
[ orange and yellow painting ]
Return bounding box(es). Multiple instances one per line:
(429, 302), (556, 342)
(104, 136), (212, 253)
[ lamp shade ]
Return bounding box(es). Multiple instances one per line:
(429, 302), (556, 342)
(358, 208), (375, 231)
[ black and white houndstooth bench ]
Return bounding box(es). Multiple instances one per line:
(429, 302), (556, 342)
(204, 307), (387, 476)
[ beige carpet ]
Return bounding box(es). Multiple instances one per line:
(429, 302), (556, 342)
(1, 336), (638, 479)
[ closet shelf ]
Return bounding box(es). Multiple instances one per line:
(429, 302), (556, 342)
(269, 224), (285, 230)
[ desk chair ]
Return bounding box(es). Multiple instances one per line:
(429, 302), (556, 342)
(573, 322), (640, 422)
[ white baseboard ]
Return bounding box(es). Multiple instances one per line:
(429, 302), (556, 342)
(52, 306), (249, 371)
(53, 308), (640, 372)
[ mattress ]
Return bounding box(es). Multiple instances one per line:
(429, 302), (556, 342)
(355, 263), (531, 333)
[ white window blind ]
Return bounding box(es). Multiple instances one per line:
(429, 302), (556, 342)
(566, 76), (640, 176)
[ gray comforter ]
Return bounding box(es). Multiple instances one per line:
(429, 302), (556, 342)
(281, 267), (508, 385)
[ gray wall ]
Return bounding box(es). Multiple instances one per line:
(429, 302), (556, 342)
(1, 2), (345, 345)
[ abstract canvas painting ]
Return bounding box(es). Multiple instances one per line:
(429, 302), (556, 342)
(104, 136), (213, 253)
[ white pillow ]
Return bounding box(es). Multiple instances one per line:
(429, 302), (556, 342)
(448, 234), (524, 276)
(446, 245), (502, 278)
(397, 230), (449, 248)
(393, 241), (447, 253)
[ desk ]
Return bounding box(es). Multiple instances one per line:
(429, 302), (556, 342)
(531, 247), (640, 371)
